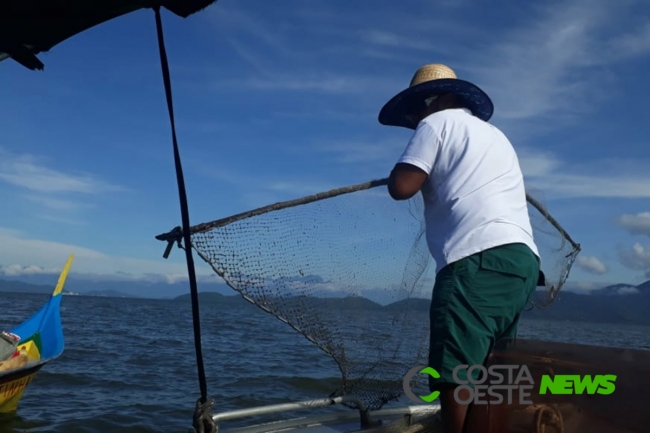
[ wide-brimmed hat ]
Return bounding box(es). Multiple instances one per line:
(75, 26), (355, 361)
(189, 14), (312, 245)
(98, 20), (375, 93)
(378, 64), (493, 129)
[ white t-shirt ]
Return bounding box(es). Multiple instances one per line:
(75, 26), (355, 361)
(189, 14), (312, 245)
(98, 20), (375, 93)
(396, 108), (539, 273)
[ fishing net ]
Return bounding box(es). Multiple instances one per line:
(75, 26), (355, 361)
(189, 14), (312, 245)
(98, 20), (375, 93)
(524, 187), (581, 309)
(157, 178), (580, 411)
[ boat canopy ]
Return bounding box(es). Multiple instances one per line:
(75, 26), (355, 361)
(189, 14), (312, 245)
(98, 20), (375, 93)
(0, 0), (217, 70)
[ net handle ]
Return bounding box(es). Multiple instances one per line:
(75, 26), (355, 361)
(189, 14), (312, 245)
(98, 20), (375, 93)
(189, 178), (389, 234)
(525, 193), (580, 251)
(158, 177), (580, 256)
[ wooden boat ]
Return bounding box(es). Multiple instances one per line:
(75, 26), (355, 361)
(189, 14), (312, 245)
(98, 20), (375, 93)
(0, 255), (74, 413)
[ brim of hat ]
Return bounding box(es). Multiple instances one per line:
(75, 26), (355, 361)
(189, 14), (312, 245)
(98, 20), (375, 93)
(378, 78), (494, 129)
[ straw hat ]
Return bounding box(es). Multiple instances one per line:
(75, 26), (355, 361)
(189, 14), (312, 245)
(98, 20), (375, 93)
(378, 64), (493, 129)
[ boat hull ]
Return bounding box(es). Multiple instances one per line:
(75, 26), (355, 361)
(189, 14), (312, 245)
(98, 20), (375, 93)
(0, 364), (43, 413)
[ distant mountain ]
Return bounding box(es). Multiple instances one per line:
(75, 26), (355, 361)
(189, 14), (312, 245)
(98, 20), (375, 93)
(638, 280), (650, 289)
(0, 279), (53, 294)
(523, 289), (650, 325)
(83, 290), (136, 298)
(300, 296), (382, 311)
(0, 275), (233, 299)
(173, 293), (383, 312)
(173, 280), (650, 326)
(5, 272), (650, 325)
(589, 283), (646, 296)
(384, 297), (429, 313)
(174, 292), (249, 305)
(0, 278), (136, 298)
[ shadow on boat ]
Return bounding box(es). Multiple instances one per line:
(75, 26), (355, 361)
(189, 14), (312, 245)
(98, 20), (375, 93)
(479, 338), (650, 433)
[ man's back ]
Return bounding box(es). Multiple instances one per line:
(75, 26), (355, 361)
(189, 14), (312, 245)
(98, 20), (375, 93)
(397, 107), (538, 271)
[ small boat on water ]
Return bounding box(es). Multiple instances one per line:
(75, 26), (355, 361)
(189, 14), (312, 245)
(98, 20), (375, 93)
(0, 255), (74, 413)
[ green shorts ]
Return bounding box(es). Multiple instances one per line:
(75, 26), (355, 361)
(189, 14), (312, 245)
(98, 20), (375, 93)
(428, 242), (539, 390)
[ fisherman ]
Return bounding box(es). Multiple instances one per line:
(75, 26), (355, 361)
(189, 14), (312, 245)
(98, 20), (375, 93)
(380, 64), (540, 433)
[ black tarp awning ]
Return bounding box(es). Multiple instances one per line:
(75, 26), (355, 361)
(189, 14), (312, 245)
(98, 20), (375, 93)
(0, 0), (217, 70)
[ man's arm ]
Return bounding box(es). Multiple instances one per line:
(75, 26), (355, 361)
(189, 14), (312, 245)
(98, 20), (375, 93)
(388, 163), (428, 200)
(387, 121), (439, 201)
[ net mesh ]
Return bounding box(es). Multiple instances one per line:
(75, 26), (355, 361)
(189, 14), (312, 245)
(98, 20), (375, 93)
(157, 178), (580, 411)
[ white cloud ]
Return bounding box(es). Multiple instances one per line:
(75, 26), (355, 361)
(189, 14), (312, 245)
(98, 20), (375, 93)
(0, 150), (122, 194)
(560, 281), (603, 294)
(619, 242), (650, 277)
(210, 5), (292, 57)
(310, 140), (406, 164)
(233, 179), (342, 208)
(266, 180), (338, 196)
(195, 163), (342, 208)
(517, 150), (563, 178)
(576, 255), (608, 275)
(518, 147), (650, 199)
(282, 136), (650, 203)
(199, 0), (650, 202)
(0, 148), (125, 223)
(222, 74), (400, 95)
(359, 30), (439, 52)
(205, 0), (650, 123)
(561, 281), (639, 294)
(471, 0), (650, 123)
(617, 212), (650, 236)
(0, 227), (214, 283)
(617, 286), (640, 295)
(0, 264), (60, 277)
(529, 173), (650, 199)
(607, 21), (650, 59)
(571, 281), (602, 293)
(24, 195), (93, 212)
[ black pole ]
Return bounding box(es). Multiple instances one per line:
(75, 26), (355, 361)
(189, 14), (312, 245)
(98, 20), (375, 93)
(152, 6), (215, 432)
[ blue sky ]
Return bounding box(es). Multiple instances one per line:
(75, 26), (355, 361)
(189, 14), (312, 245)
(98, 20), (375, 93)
(0, 0), (649, 295)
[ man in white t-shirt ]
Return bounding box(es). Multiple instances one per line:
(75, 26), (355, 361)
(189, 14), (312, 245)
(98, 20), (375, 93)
(379, 64), (540, 433)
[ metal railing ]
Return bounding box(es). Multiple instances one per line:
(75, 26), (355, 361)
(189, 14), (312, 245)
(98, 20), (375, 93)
(213, 398), (443, 432)
(212, 396), (375, 430)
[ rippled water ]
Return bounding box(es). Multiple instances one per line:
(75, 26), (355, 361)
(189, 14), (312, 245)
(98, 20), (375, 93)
(1, 292), (649, 432)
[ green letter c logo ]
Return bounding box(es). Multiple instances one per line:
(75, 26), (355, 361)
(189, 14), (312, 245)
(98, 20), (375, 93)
(418, 367), (441, 402)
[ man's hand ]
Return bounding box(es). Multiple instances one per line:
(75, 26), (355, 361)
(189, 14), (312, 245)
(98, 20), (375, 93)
(387, 163), (428, 200)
